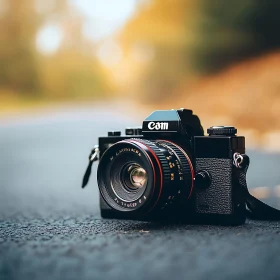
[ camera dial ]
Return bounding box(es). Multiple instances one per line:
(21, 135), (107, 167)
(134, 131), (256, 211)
(207, 126), (237, 136)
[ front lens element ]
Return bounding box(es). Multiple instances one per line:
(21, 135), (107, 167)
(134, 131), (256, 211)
(129, 166), (147, 189)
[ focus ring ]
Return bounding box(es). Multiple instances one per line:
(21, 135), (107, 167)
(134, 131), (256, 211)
(156, 140), (194, 198)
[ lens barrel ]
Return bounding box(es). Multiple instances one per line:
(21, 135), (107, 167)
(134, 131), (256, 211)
(97, 138), (194, 216)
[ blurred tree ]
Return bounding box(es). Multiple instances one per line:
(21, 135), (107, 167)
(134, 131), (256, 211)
(119, 0), (280, 100)
(39, 6), (110, 99)
(119, 0), (198, 100)
(192, 0), (280, 73)
(0, 0), (42, 95)
(0, 0), (109, 100)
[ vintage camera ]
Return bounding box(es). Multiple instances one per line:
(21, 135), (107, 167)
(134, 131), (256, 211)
(94, 109), (247, 225)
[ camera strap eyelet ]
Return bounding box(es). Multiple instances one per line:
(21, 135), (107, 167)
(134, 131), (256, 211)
(233, 152), (244, 169)
(89, 145), (100, 162)
(81, 145), (99, 189)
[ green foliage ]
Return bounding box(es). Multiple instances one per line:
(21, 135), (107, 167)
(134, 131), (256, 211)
(192, 0), (280, 73)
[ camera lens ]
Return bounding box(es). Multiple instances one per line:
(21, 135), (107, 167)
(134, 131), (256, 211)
(127, 165), (147, 189)
(97, 139), (194, 215)
(110, 163), (148, 202)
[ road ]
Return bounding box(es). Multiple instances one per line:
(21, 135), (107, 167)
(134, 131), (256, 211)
(0, 104), (280, 280)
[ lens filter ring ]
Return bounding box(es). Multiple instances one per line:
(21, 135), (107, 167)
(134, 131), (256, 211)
(97, 139), (168, 213)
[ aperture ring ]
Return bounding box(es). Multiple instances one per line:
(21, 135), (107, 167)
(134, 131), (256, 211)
(131, 138), (192, 210)
(156, 140), (194, 199)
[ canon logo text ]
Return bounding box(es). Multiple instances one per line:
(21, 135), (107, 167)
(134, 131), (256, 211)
(147, 122), (169, 130)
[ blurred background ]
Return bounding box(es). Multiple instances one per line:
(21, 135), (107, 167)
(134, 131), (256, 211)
(1, 2), (280, 279)
(1, 0), (280, 150)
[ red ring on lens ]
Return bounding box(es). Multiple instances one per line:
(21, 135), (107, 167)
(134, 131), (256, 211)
(128, 139), (163, 212)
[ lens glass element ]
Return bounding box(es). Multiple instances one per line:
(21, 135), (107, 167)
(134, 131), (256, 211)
(129, 166), (147, 189)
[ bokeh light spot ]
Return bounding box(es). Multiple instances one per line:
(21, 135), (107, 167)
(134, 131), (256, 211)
(36, 23), (63, 55)
(97, 40), (123, 67)
(70, 0), (138, 41)
(0, 0), (9, 15)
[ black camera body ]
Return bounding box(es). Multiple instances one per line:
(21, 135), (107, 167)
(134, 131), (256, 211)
(97, 109), (246, 225)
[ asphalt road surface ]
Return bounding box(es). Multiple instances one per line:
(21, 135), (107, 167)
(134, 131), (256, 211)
(1, 104), (280, 280)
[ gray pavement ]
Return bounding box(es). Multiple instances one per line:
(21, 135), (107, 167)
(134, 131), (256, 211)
(0, 105), (280, 280)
